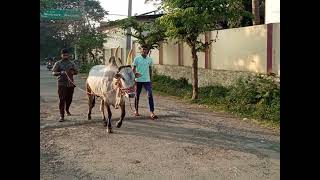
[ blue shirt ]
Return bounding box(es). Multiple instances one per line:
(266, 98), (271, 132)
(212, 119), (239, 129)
(132, 55), (153, 82)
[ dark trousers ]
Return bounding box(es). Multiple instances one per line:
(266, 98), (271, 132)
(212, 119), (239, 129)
(58, 86), (75, 117)
(135, 82), (154, 112)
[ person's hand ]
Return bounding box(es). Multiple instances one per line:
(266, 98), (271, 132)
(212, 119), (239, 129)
(69, 69), (75, 75)
(135, 72), (142, 78)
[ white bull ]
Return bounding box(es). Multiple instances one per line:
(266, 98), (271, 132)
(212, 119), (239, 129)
(86, 56), (139, 133)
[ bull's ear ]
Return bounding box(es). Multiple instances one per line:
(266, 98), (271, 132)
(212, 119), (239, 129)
(135, 72), (142, 78)
(114, 73), (121, 79)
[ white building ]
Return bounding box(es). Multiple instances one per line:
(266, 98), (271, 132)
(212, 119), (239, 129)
(265, 0), (280, 24)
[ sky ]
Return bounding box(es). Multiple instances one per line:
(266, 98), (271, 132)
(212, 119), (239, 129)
(99, 0), (160, 21)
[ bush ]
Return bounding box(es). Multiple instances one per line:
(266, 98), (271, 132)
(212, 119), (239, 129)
(198, 85), (229, 105)
(152, 73), (280, 123)
(226, 74), (280, 122)
(153, 75), (192, 98)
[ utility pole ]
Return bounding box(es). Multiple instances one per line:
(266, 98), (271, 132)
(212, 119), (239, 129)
(76, 0), (85, 62)
(126, 0), (132, 63)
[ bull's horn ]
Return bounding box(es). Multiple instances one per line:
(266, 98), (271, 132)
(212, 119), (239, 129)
(126, 49), (133, 65)
(115, 46), (123, 66)
(115, 46), (120, 59)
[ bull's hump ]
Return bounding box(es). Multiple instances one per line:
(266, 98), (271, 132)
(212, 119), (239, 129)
(106, 64), (118, 71)
(90, 65), (106, 71)
(88, 65), (117, 80)
(88, 65), (106, 76)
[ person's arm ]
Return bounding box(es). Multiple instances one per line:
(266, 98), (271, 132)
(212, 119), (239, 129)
(149, 58), (153, 81)
(133, 66), (137, 73)
(132, 57), (141, 77)
(149, 66), (152, 81)
(52, 62), (65, 76)
(71, 69), (78, 75)
(70, 62), (78, 75)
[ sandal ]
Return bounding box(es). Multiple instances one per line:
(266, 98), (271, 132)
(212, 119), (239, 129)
(150, 114), (158, 120)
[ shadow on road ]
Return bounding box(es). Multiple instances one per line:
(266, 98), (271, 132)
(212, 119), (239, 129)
(41, 112), (279, 160)
(120, 119), (280, 160)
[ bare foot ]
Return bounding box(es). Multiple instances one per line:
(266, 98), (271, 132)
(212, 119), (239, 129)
(134, 111), (141, 116)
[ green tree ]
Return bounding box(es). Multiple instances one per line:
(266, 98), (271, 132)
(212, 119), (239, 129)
(77, 28), (107, 62)
(40, 0), (108, 62)
(40, 0), (54, 13)
(240, 0), (264, 26)
(159, 0), (250, 100)
(115, 17), (167, 50)
(145, 0), (264, 27)
(40, 22), (71, 59)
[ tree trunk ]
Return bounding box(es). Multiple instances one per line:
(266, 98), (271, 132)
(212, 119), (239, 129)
(191, 45), (198, 100)
(252, 0), (260, 25)
(89, 51), (95, 61)
(81, 54), (86, 64)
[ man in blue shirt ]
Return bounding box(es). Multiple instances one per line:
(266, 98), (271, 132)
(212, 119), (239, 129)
(132, 45), (158, 120)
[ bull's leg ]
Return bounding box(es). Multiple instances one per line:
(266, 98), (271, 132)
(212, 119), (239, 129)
(86, 83), (95, 120)
(106, 105), (112, 133)
(87, 95), (95, 120)
(116, 103), (125, 128)
(115, 88), (121, 109)
(100, 99), (106, 122)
